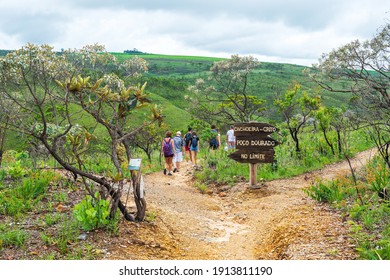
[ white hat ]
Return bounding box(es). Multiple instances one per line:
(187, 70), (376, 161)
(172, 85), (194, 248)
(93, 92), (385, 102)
(176, 131), (181, 135)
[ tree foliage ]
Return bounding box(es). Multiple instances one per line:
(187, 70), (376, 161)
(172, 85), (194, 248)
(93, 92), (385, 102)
(309, 23), (390, 168)
(274, 82), (321, 153)
(0, 43), (164, 222)
(188, 54), (266, 125)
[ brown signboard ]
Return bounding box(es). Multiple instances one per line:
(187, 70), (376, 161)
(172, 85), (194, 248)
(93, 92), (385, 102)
(230, 122), (278, 185)
(235, 135), (280, 151)
(228, 150), (275, 164)
(229, 122), (278, 164)
(234, 122), (278, 136)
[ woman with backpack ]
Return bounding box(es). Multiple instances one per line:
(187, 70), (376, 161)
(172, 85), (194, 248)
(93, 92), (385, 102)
(161, 131), (175, 176)
(189, 131), (200, 167)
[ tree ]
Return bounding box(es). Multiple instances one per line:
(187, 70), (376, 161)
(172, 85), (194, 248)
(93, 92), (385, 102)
(0, 101), (11, 167)
(309, 23), (390, 168)
(315, 105), (336, 155)
(274, 82), (321, 154)
(0, 43), (163, 221)
(121, 55), (149, 78)
(131, 123), (168, 162)
(188, 55), (266, 125)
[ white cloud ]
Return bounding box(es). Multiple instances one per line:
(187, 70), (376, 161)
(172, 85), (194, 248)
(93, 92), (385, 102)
(0, 0), (389, 66)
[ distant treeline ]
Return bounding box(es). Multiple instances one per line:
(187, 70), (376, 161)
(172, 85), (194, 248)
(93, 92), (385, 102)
(1, 48), (147, 56)
(123, 48), (146, 54)
(0, 50), (12, 56)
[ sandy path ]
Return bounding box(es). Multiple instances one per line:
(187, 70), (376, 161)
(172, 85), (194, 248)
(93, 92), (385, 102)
(111, 149), (375, 260)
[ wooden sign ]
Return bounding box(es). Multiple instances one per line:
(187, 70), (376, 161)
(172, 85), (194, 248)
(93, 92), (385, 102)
(235, 135), (280, 151)
(231, 122), (279, 160)
(230, 122), (278, 187)
(228, 150), (275, 164)
(234, 122), (278, 136)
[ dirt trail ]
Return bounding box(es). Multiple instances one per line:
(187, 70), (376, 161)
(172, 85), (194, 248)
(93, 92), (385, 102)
(109, 149), (376, 260)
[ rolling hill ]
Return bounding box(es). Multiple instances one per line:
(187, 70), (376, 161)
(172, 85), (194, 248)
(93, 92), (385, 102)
(115, 53), (352, 122)
(1, 50), (352, 150)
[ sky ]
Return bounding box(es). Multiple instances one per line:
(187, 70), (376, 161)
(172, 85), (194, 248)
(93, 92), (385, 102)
(0, 0), (389, 66)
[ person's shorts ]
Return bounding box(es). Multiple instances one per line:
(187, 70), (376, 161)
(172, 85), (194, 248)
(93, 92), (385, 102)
(185, 146), (190, 152)
(164, 154), (174, 158)
(173, 152), (183, 163)
(210, 144), (219, 150)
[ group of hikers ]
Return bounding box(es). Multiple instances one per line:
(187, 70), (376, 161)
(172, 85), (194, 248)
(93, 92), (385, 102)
(161, 125), (236, 176)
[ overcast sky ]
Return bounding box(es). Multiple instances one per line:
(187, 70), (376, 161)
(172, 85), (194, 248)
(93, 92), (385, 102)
(0, 0), (389, 66)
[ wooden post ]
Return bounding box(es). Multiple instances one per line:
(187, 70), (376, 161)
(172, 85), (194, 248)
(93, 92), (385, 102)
(249, 163), (257, 187)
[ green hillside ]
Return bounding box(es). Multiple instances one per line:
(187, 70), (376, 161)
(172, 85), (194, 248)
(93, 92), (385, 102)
(113, 52), (224, 76)
(115, 53), (352, 117)
(1, 50), (350, 110)
(1, 50), (352, 150)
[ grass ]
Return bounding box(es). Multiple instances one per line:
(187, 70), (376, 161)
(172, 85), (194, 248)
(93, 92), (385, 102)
(193, 181), (209, 194)
(0, 123), (386, 259)
(0, 226), (29, 249)
(191, 127), (373, 187)
(306, 156), (390, 259)
(0, 150), (127, 259)
(305, 179), (347, 203)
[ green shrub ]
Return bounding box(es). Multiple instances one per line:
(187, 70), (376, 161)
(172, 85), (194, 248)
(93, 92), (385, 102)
(0, 169), (6, 181)
(6, 160), (26, 179)
(0, 192), (32, 217)
(0, 229), (29, 249)
(73, 192), (110, 231)
(305, 179), (345, 203)
(350, 204), (369, 221)
(365, 157), (390, 193)
(323, 157), (390, 259)
(194, 182), (208, 194)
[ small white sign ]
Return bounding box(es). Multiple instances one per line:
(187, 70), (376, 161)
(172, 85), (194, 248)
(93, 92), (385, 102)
(128, 158), (142, 170)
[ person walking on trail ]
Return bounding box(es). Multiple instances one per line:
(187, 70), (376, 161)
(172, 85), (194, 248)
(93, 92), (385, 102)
(173, 131), (184, 172)
(189, 131), (200, 166)
(183, 127), (193, 163)
(226, 125), (236, 149)
(161, 131), (175, 176)
(209, 124), (221, 150)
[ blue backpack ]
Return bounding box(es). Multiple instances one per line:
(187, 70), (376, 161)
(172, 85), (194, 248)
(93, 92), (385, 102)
(191, 136), (199, 149)
(209, 129), (219, 148)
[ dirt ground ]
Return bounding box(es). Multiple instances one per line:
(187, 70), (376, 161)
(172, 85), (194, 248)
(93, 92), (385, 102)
(105, 149), (376, 260)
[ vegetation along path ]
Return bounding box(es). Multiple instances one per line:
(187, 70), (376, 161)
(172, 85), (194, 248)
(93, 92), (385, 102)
(109, 149), (375, 260)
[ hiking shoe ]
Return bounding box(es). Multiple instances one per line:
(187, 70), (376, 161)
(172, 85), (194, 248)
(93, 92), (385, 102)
(163, 169), (167, 175)
(173, 168), (177, 173)
(168, 172), (173, 176)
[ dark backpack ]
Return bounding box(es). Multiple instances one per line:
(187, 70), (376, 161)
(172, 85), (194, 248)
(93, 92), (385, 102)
(184, 132), (192, 146)
(163, 138), (173, 156)
(190, 136), (198, 149)
(209, 129), (219, 148)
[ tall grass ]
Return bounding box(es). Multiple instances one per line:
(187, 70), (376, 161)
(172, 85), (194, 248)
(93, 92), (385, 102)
(0, 227), (29, 249)
(0, 168), (58, 218)
(192, 127), (373, 186)
(306, 156), (390, 259)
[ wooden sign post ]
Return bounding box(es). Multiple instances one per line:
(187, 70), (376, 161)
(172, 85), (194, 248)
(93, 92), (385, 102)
(228, 122), (278, 187)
